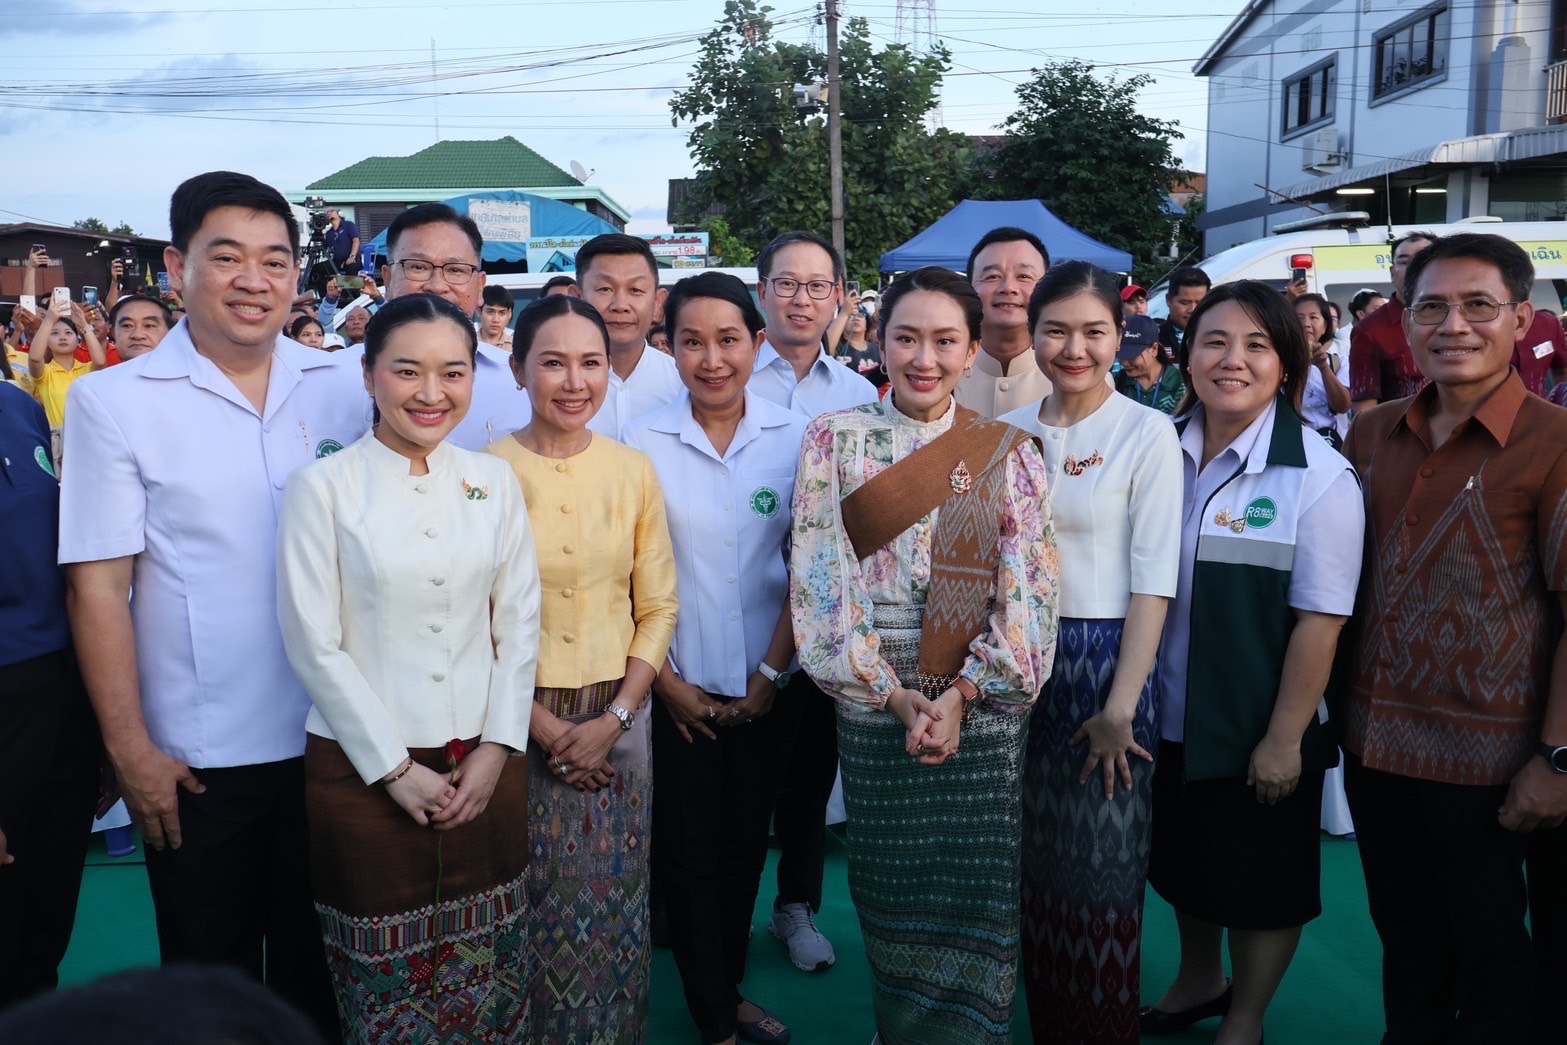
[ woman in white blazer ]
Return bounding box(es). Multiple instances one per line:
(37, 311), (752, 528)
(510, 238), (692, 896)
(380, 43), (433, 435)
(277, 293), (543, 1043)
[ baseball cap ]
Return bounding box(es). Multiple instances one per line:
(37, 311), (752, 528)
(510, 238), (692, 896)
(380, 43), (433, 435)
(1118, 315), (1161, 360)
(1120, 284), (1147, 302)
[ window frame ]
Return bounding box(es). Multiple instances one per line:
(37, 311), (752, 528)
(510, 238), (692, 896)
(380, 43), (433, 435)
(1280, 55), (1338, 140)
(1370, 2), (1449, 104)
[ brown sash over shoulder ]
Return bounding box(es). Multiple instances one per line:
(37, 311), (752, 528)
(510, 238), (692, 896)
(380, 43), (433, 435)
(840, 405), (1037, 695)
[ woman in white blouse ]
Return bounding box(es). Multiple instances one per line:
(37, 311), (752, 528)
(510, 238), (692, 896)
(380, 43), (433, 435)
(624, 272), (806, 1045)
(277, 293), (542, 1043)
(1000, 261), (1183, 1045)
(1294, 293), (1351, 448)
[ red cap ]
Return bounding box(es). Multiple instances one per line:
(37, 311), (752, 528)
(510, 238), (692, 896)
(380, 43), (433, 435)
(1120, 284), (1147, 302)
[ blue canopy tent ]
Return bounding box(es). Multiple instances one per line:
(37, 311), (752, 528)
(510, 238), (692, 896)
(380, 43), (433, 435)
(362, 190), (618, 265)
(879, 199), (1134, 275)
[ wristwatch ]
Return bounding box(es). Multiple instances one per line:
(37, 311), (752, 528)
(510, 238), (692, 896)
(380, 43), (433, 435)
(758, 661), (793, 691)
(605, 704), (634, 731)
(1538, 742), (1567, 774)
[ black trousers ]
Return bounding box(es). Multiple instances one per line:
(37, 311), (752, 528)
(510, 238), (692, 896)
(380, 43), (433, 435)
(1343, 752), (1534, 1045)
(142, 756), (336, 1035)
(1527, 821), (1567, 1044)
(653, 685), (795, 1043)
(0, 650), (100, 1009)
(770, 673), (838, 911)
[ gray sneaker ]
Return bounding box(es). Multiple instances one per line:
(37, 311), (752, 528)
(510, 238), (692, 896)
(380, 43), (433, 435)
(767, 901), (835, 971)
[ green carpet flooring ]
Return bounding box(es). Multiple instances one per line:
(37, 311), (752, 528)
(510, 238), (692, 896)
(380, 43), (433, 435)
(61, 831), (1382, 1043)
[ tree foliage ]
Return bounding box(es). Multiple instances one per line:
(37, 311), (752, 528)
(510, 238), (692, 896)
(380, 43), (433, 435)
(72, 217), (138, 236)
(671, 0), (970, 284)
(977, 60), (1183, 275)
(700, 217), (756, 267)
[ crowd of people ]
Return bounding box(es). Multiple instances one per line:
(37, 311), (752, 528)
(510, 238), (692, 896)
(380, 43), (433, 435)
(0, 167), (1565, 1045)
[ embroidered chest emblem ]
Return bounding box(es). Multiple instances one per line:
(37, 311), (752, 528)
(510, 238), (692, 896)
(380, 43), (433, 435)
(1062, 450), (1104, 477)
(949, 461), (973, 494)
(750, 486), (780, 518)
(314, 438), (344, 459)
(462, 479), (489, 501)
(33, 445), (56, 478)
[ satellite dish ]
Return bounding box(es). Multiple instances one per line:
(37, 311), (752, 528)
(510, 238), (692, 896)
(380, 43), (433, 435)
(570, 160), (591, 183)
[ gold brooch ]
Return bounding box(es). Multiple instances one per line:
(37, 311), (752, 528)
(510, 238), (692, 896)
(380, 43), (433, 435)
(949, 461), (972, 494)
(1213, 507), (1246, 533)
(1063, 450), (1105, 477)
(462, 479), (489, 501)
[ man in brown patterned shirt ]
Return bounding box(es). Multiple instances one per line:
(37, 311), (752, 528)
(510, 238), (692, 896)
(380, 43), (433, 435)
(1341, 232), (1567, 1045)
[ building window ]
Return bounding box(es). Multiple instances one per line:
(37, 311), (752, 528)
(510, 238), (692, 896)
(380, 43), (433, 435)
(1283, 59), (1335, 136)
(1373, 4), (1448, 100)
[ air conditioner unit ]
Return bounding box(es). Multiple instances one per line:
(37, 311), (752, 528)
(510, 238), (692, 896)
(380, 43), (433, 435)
(1300, 127), (1343, 172)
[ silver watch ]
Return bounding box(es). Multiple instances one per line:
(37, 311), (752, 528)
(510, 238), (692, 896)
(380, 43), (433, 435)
(605, 704), (634, 731)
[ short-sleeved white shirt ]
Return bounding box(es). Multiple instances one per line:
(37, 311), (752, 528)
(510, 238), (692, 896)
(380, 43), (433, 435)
(750, 339), (877, 419)
(58, 321), (372, 768)
(450, 340), (532, 450)
(623, 389), (807, 697)
(589, 345), (684, 440)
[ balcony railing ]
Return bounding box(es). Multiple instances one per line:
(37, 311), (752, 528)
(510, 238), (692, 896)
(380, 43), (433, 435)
(1548, 58), (1567, 125)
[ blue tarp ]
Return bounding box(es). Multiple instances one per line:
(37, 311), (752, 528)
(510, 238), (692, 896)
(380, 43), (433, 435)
(363, 190), (617, 264)
(879, 199), (1134, 274)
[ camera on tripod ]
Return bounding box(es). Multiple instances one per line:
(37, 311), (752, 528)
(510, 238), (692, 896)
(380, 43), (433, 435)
(298, 196), (338, 296)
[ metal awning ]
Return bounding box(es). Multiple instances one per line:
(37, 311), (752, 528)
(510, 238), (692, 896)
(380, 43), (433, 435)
(1279, 132), (1516, 199)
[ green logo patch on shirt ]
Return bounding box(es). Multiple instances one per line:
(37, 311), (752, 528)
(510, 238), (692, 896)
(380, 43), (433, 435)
(1245, 496), (1278, 529)
(315, 438), (344, 458)
(750, 486), (780, 519)
(33, 445), (55, 478)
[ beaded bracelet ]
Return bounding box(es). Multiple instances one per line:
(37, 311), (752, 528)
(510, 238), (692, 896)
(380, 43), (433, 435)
(381, 758), (415, 786)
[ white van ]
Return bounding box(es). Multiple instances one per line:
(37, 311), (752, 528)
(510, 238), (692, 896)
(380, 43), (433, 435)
(1149, 216), (1567, 317)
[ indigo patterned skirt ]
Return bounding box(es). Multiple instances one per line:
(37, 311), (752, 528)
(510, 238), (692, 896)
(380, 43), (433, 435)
(526, 680), (649, 1045)
(1020, 617), (1158, 1045)
(836, 604), (1029, 1045)
(305, 734), (531, 1044)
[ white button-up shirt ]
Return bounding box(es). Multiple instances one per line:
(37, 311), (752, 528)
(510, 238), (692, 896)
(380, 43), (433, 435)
(750, 338), (877, 419)
(624, 390), (807, 697)
(58, 321), (372, 768)
(450, 340), (532, 450)
(276, 435), (541, 784)
(589, 344), (683, 440)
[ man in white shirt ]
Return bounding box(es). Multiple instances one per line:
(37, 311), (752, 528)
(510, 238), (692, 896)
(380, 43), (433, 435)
(750, 231), (876, 974)
(751, 231), (878, 417)
(573, 234), (683, 438)
(59, 171), (369, 1032)
(376, 203), (531, 450)
(955, 227), (1052, 418)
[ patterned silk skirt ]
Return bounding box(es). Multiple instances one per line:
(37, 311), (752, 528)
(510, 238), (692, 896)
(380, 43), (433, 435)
(835, 603), (1030, 1045)
(526, 680), (650, 1045)
(1020, 617), (1158, 1045)
(305, 734), (531, 1044)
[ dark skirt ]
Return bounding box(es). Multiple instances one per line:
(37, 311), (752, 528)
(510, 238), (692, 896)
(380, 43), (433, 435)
(306, 734), (531, 1044)
(1147, 741), (1325, 931)
(1021, 617), (1158, 1045)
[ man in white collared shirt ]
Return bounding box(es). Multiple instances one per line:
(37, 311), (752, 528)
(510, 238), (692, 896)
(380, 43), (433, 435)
(954, 226), (1053, 418)
(379, 203), (532, 450)
(749, 230), (875, 973)
(59, 172), (367, 1032)
(573, 234), (685, 440)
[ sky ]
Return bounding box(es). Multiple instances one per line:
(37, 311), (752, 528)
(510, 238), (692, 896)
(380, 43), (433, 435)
(1, 0), (1243, 242)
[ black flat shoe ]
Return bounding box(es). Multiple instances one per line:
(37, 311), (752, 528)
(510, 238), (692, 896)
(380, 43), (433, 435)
(1138, 980), (1233, 1035)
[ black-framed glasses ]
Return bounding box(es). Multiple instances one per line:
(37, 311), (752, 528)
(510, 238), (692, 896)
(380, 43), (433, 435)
(766, 277), (838, 300)
(1408, 299), (1523, 325)
(391, 259), (480, 285)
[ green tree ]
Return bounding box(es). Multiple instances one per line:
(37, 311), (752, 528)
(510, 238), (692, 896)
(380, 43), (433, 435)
(72, 217), (138, 236)
(700, 217), (756, 267)
(671, 0), (970, 285)
(978, 59), (1183, 276)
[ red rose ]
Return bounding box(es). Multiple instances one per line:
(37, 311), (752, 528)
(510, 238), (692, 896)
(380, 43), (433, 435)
(444, 738), (469, 768)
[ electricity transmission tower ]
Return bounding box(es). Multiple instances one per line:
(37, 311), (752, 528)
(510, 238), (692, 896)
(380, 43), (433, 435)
(894, 0), (943, 129)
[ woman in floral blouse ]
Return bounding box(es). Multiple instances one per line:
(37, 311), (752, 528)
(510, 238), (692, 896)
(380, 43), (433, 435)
(789, 266), (1059, 1045)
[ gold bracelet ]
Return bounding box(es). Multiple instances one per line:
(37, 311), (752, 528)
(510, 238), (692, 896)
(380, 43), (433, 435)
(381, 758), (415, 786)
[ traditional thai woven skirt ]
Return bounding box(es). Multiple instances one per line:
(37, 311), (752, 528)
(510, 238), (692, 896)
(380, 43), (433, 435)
(835, 603), (1029, 1045)
(305, 734), (530, 1044)
(526, 679), (650, 1045)
(1020, 617), (1158, 1045)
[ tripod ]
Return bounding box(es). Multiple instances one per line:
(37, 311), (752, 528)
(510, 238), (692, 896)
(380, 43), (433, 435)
(297, 225), (337, 297)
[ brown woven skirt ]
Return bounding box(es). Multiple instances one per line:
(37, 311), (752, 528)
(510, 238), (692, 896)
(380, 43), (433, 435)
(306, 734), (530, 1043)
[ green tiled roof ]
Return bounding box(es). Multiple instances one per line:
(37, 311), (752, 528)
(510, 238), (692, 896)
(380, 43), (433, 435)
(307, 136), (579, 191)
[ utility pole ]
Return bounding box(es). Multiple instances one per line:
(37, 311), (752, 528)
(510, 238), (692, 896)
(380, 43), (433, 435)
(825, 0), (845, 266)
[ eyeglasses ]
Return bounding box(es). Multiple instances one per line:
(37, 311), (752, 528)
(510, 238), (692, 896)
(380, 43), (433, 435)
(766, 277), (838, 300)
(1408, 299), (1523, 325)
(391, 259), (480, 285)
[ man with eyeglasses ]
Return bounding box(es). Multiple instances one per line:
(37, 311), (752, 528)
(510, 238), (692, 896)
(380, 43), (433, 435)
(751, 231), (877, 416)
(1340, 232), (1567, 1045)
(364, 202), (529, 450)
